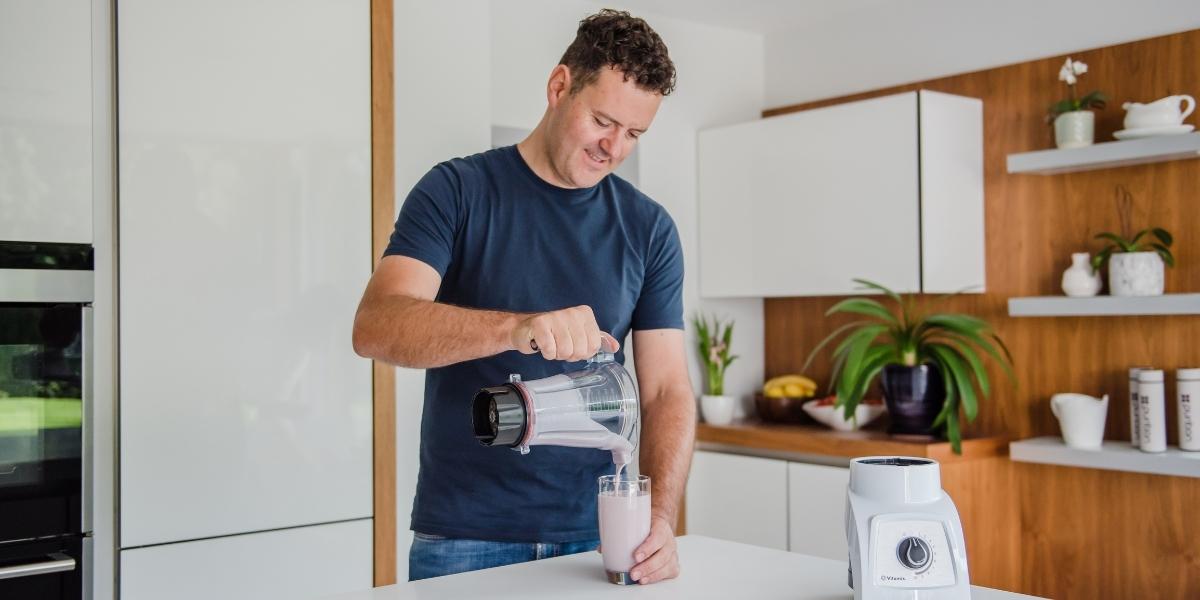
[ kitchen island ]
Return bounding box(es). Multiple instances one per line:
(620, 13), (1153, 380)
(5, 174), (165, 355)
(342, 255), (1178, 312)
(328, 535), (1041, 599)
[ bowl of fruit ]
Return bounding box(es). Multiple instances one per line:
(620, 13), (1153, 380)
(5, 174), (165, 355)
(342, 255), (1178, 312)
(801, 395), (886, 432)
(755, 375), (819, 423)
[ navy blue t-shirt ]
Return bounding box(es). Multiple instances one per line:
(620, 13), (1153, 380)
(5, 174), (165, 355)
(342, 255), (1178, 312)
(384, 145), (684, 543)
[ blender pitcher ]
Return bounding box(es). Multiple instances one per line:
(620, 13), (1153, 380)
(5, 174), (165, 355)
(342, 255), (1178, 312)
(471, 352), (639, 464)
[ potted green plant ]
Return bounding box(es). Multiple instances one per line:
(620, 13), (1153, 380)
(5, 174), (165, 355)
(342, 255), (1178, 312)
(693, 313), (738, 426)
(1048, 57), (1106, 149)
(803, 280), (1015, 453)
(1092, 227), (1174, 296)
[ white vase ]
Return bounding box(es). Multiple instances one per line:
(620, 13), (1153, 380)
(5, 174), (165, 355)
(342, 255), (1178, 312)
(1054, 110), (1094, 149)
(700, 394), (737, 426)
(1061, 252), (1101, 297)
(1108, 251), (1164, 296)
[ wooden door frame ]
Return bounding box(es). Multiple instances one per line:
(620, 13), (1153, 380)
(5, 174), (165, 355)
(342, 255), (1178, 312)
(370, 0), (396, 587)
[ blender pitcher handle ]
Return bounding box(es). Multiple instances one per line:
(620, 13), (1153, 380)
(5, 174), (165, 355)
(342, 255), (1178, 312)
(588, 352), (615, 364)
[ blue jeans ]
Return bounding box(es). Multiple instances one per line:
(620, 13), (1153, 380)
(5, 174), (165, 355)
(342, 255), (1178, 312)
(408, 531), (600, 581)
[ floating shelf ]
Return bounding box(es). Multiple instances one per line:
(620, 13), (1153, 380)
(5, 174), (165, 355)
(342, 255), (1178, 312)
(1010, 436), (1200, 479)
(1007, 293), (1200, 317)
(1006, 132), (1200, 174)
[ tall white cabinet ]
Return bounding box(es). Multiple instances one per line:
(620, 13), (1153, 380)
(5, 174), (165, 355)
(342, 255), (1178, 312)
(117, 1), (373, 598)
(698, 90), (984, 298)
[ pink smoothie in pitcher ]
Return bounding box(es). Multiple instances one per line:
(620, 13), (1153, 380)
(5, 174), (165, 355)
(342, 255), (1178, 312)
(598, 490), (651, 577)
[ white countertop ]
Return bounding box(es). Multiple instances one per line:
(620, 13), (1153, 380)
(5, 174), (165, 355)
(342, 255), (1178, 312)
(327, 535), (1042, 599)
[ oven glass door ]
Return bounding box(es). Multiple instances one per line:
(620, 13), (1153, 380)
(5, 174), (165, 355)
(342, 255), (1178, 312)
(0, 304), (83, 542)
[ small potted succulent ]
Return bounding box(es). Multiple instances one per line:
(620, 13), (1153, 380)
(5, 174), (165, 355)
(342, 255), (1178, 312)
(1090, 186), (1175, 296)
(1092, 227), (1174, 296)
(693, 313), (739, 426)
(1048, 57), (1106, 149)
(803, 280), (1015, 453)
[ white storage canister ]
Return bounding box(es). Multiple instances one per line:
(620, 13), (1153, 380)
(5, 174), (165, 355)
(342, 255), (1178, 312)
(1178, 368), (1200, 452)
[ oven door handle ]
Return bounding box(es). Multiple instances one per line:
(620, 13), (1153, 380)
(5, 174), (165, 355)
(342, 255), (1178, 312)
(0, 552), (76, 580)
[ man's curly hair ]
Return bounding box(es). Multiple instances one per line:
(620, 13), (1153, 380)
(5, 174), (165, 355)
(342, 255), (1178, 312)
(559, 9), (676, 96)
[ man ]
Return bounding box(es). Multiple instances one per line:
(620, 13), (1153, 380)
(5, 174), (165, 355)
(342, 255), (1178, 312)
(352, 9), (694, 585)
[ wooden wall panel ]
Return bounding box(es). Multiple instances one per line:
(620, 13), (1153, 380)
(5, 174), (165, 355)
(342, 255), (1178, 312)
(371, 0), (397, 587)
(763, 30), (1200, 598)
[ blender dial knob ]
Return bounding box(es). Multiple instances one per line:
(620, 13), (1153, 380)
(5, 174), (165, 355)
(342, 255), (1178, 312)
(896, 537), (931, 570)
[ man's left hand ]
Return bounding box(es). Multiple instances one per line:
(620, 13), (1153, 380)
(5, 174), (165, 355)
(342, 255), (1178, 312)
(629, 516), (679, 585)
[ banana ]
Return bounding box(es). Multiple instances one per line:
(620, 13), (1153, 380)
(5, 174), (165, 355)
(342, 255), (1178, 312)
(762, 374), (818, 398)
(764, 374), (817, 390)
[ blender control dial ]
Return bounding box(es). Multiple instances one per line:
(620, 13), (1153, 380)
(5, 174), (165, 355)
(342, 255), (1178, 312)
(896, 537), (931, 570)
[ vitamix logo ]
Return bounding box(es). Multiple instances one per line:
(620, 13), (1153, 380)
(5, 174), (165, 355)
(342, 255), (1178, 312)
(882, 575), (907, 582)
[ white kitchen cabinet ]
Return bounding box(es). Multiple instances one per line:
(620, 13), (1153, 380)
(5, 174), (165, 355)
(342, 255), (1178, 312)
(118, 0), (372, 547)
(0, 0), (93, 243)
(698, 90), (984, 297)
(686, 450), (789, 551)
(786, 462), (850, 561)
(120, 518), (372, 600)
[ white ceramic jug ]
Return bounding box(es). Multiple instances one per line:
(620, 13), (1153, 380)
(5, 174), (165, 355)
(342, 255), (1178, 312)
(1122, 95), (1194, 129)
(1051, 393), (1109, 449)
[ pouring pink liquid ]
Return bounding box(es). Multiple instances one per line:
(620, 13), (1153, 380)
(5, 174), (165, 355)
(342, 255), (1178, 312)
(598, 474), (651, 585)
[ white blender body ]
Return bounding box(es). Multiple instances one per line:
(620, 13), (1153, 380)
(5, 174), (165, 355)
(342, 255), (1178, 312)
(471, 352), (639, 464)
(846, 456), (971, 600)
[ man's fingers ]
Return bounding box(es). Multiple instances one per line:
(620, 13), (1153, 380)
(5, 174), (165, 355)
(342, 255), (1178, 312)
(532, 321), (556, 360)
(637, 559), (679, 585)
(633, 522), (668, 562)
(630, 544), (674, 584)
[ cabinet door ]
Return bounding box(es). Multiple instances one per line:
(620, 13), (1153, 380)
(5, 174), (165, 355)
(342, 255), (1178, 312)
(121, 519), (372, 600)
(686, 450), (788, 550)
(698, 93), (920, 298)
(0, 0), (93, 243)
(787, 462), (850, 561)
(919, 90), (985, 293)
(118, 0), (372, 547)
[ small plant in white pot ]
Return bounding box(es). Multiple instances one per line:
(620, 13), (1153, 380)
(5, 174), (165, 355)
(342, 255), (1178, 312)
(1048, 57), (1106, 149)
(1092, 227), (1175, 296)
(693, 313), (738, 426)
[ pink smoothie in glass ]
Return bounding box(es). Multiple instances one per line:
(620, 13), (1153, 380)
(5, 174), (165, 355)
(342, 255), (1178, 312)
(598, 491), (651, 576)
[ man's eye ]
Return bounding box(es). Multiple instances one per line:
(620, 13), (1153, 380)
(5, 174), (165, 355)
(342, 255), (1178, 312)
(628, 131), (640, 140)
(594, 117), (610, 127)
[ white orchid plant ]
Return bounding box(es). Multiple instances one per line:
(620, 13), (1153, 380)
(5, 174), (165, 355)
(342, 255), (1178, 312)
(1049, 57), (1106, 119)
(692, 313), (737, 396)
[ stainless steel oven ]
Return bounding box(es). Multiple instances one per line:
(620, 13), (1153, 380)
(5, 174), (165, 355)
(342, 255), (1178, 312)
(0, 241), (93, 599)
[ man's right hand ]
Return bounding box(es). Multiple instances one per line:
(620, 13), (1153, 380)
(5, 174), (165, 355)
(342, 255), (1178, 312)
(510, 305), (620, 361)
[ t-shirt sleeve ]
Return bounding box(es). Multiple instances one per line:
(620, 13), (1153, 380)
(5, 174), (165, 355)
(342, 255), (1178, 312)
(382, 164), (463, 277)
(631, 213), (685, 331)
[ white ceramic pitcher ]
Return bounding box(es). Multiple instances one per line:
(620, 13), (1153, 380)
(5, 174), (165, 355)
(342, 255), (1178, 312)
(1051, 393), (1109, 449)
(1122, 95), (1195, 129)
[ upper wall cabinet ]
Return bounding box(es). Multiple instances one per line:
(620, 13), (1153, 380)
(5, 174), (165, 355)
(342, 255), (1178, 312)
(0, 1), (94, 243)
(698, 90), (984, 298)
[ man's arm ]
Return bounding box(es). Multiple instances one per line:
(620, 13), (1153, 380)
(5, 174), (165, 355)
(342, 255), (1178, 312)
(352, 255), (617, 368)
(628, 328), (695, 585)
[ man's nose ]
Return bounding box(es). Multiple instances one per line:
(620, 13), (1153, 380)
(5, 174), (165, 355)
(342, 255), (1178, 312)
(599, 130), (623, 159)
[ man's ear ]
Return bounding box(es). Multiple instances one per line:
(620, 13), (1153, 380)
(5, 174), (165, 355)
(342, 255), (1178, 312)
(547, 64), (571, 108)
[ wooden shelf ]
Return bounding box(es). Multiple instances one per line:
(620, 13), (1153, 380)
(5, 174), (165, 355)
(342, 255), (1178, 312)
(1006, 132), (1200, 174)
(695, 421), (1006, 464)
(1010, 436), (1200, 478)
(1007, 293), (1200, 316)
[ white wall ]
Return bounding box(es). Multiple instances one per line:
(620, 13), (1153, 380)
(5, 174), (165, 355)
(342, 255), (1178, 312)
(393, 0), (491, 581)
(765, 0), (1200, 107)
(492, 0), (767, 417)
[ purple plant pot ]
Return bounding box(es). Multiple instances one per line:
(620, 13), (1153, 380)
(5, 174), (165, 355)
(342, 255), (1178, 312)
(880, 364), (946, 436)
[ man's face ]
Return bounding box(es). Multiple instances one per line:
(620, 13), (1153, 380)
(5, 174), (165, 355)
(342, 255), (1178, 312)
(544, 66), (663, 189)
